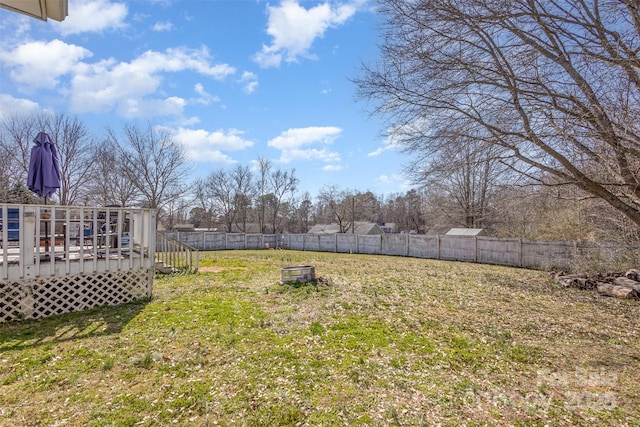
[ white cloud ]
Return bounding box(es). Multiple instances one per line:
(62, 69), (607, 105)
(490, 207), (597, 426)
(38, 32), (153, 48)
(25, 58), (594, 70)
(0, 39), (92, 89)
(239, 71), (258, 94)
(367, 126), (405, 156)
(169, 127), (254, 163)
(54, 0), (128, 36)
(268, 126), (342, 163)
(0, 94), (40, 119)
(243, 81), (259, 94)
(322, 164), (343, 171)
(152, 21), (174, 32)
(0, 14), (32, 41)
(376, 173), (411, 189)
(268, 126), (341, 149)
(253, 0), (360, 68)
(194, 83), (220, 105)
(367, 146), (386, 157)
(117, 96), (186, 118)
(69, 47), (236, 117)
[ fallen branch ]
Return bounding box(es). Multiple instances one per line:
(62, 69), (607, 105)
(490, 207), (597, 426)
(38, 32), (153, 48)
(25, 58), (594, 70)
(597, 283), (640, 300)
(555, 270), (640, 301)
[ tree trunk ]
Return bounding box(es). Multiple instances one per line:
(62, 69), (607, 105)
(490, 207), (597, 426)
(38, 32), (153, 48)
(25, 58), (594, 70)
(597, 283), (640, 300)
(613, 277), (640, 290)
(625, 269), (640, 282)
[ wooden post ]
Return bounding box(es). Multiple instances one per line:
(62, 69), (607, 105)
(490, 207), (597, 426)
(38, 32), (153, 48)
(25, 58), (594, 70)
(21, 207), (36, 279)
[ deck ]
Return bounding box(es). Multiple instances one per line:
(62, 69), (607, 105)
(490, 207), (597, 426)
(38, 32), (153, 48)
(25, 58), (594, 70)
(1, 204), (157, 323)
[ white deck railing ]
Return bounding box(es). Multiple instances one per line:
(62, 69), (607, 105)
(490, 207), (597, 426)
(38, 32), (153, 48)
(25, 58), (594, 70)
(156, 231), (199, 274)
(1, 203), (157, 323)
(1, 203), (156, 281)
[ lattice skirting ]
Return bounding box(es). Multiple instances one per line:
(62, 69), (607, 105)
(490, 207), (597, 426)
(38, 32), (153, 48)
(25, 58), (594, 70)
(0, 269), (152, 323)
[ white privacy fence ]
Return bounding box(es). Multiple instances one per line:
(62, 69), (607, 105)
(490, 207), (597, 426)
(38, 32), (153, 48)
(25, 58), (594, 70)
(162, 231), (597, 271)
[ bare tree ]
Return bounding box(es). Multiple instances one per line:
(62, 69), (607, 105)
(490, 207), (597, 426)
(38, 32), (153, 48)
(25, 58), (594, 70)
(108, 123), (190, 211)
(356, 0), (640, 228)
(0, 112), (95, 205)
(317, 185), (355, 233)
(267, 168), (299, 233)
(0, 114), (40, 200)
(381, 189), (426, 233)
(352, 191), (382, 224)
(232, 165), (255, 232)
(84, 141), (140, 206)
(414, 129), (510, 228)
(292, 192), (314, 233)
(254, 157), (271, 233)
(39, 113), (95, 205)
(192, 178), (218, 230)
(198, 165), (256, 233)
(206, 169), (237, 232)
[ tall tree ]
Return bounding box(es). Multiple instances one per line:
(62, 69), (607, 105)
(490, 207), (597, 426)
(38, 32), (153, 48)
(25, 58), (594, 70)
(352, 191), (382, 224)
(356, 0), (640, 228)
(231, 165), (255, 233)
(0, 114), (41, 202)
(267, 168), (299, 233)
(381, 190), (426, 233)
(206, 169), (236, 233)
(294, 192), (314, 233)
(0, 112), (95, 205)
(39, 113), (95, 205)
(414, 129), (509, 228)
(254, 157), (271, 233)
(193, 178), (218, 230)
(84, 141), (140, 207)
(317, 186), (355, 233)
(108, 123), (189, 211)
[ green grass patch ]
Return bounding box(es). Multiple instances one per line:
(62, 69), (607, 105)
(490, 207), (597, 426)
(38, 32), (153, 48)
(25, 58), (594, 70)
(0, 250), (638, 426)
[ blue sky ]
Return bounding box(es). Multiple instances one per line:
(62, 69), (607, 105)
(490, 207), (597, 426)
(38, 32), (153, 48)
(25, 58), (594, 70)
(0, 0), (413, 197)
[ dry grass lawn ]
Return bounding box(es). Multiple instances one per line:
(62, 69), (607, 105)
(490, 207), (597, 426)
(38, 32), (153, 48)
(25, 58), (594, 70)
(1, 250), (638, 426)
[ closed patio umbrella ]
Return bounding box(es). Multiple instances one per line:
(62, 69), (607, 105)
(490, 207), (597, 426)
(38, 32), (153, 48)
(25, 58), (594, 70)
(27, 131), (61, 202)
(27, 131), (61, 256)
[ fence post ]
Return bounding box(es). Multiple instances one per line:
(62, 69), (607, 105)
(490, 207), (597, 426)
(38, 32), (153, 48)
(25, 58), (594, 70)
(519, 238), (523, 267)
(474, 236), (478, 263)
(21, 207), (36, 279)
(405, 234), (409, 257)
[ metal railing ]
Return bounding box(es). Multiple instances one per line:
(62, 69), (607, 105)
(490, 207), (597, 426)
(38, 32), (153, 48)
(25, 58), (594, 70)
(155, 231), (199, 274)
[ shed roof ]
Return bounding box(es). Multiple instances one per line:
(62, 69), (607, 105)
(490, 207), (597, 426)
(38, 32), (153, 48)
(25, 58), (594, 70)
(308, 222), (384, 235)
(445, 228), (487, 236)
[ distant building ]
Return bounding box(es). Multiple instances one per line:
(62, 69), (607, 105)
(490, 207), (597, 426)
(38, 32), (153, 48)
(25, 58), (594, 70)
(173, 223), (195, 232)
(445, 228), (487, 236)
(425, 225), (454, 235)
(308, 222), (384, 235)
(377, 222), (397, 234)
